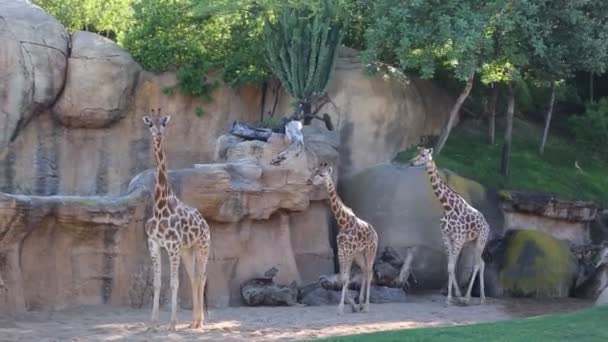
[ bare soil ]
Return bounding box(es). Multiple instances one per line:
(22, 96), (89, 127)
(0, 295), (594, 341)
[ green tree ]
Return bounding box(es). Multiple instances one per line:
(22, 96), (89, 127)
(363, 0), (495, 154)
(515, 0), (608, 156)
(34, 0), (134, 42)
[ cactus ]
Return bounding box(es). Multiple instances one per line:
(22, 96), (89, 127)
(263, 0), (343, 126)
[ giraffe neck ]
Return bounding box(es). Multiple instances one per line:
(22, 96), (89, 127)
(426, 160), (456, 211)
(152, 137), (173, 214)
(325, 178), (350, 223)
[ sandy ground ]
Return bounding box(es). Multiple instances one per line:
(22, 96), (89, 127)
(0, 295), (593, 342)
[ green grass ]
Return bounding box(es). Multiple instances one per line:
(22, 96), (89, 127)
(396, 118), (608, 204)
(316, 305), (608, 341)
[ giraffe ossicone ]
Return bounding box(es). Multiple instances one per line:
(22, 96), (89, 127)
(410, 147), (489, 306)
(309, 162), (379, 314)
(142, 109), (212, 331)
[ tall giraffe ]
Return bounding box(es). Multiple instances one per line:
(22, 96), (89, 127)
(410, 147), (489, 305)
(308, 163), (378, 314)
(143, 110), (211, 331)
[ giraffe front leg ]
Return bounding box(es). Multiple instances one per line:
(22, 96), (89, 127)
(168, 250), (181, 332)
(148, 239), (162, 327)
(338, 257), (354, 315)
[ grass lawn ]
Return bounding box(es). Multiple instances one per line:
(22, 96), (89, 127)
(316, 305), (608, 342)
(396, 118), (608, 204)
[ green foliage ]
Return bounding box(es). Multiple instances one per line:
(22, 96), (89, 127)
(123, 0), (270, 100)
(570, 98), (608, 158)
(34, 0), (134, 42)
(318, 306), (608, 341)
(263, 0), (344, 105)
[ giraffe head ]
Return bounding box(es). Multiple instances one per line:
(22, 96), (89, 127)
(595, 247), (608, 269)
(409, 147), (433, 167)
(307, 162), (332, 186)
(142, 108), (171, 141)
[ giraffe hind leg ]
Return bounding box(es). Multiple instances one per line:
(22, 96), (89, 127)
(361, 244), (377, 313)
(181, 247), (201, 329)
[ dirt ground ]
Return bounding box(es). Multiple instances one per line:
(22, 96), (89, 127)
(0, 295), (594, 342)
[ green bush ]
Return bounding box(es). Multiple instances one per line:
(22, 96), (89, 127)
(122, 0), (270, 100)
(571, 98), (608, 158)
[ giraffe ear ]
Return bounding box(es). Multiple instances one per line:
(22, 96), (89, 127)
(325, 166), (333, 175)
(160, 115), (171, 126)
(142, 116), (152, 126)
(427, 148), (434, 155)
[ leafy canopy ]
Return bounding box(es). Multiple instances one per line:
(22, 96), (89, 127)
(34, 0), (134, 42)
(363, 0), (495, 81)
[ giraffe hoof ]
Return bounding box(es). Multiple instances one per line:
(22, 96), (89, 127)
(360, 305), (370, 313)
(337, 305), (345, 316)
(480, 298), (487, 305)
(169, 322), (177, 332)
(188, 320), (202, 329)
(351, 305), (360, 313)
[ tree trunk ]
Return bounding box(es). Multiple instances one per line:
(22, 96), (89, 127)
(435, 71), (475, 155)
(539, 81), (556, 156)
(590, 71), (594, 103)
(488, 85), (499, 145)
(260, 81), (268, 123)
(229, 121), (274, 141)
(500, 83), (515, 176)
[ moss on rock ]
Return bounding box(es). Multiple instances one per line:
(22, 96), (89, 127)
(499, 230), (576, 298)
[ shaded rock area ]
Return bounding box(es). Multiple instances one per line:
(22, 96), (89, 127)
(339, 163), (504, 290)
(500, 191), (599, 246)
(0, 129), (338, 316)
(52, 31), (141, 128)
(572, 245), (608, 300)
(496, 230), (577, 298)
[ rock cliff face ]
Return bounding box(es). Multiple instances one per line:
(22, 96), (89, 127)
(0, 0), (456, 316)
(0, 127), (338, 315)
(0, 1), (454, 196)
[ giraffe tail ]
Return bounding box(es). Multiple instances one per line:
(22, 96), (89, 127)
(203, 279), (209, 318)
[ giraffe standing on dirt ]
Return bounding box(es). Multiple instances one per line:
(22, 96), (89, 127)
(143, 110), (211, 331)
(410, 147), (489, 306)
(309, 163), (378, 314)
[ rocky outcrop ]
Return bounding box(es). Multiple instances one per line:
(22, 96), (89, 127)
(0, 28), (453, 197)
(0, 0), (69, 150)
(0, 129), (338, 316)
(500, 191), (599, 246)
(52, 31), (141, 128)
(339, 163), (503, 289)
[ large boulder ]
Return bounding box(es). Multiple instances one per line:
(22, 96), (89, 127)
(497, 230), (577, 298)
(52, 31), (141, 128)
(339, 163), (503, 290)
(0, 0), (69, 150)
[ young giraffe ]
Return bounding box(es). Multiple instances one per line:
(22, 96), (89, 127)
(143, 110), (211, 331)
(309, 163), (378, 314)
(410, 147), (489, 306)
